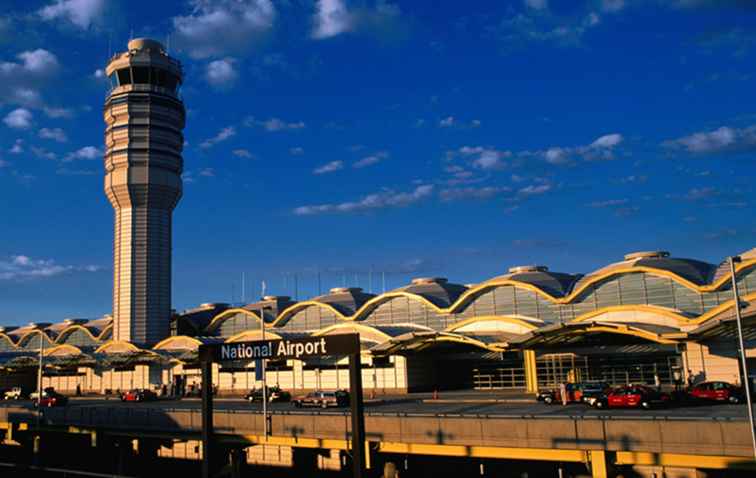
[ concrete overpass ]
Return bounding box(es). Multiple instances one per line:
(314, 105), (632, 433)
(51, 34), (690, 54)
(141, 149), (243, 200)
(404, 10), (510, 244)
(1, 405), (755, 477)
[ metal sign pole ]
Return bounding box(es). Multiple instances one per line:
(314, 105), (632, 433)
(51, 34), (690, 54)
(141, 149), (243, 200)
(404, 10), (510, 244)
(729, 256), (756, 459)
(348, 347), (366, 478)
(37, 332), (44, 425)
(201, 357), (214, 478)
(261, 281), (268, 438)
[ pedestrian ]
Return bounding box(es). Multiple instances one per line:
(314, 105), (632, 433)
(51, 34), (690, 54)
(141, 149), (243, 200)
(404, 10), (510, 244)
(559, 382), (568, 406)
(381, 462), (399, 478)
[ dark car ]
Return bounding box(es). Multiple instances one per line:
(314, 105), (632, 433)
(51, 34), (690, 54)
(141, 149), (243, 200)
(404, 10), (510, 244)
(293, 390), (350, 409)
(687, 381), (743, 404)
(592, 385), (670, 410)
(121, 388), (158, 402)
(244, 386), (291, 403)
(538, 382), (611, 405)
(33, 390), (68, 408)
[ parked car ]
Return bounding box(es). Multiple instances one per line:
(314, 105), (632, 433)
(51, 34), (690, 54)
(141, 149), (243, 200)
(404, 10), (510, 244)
(121, 389), (158, 402)
(33, 390), (68, 408)
(293, 390), (350, 409)
(29, 387), (57, 401)
(592, 385), (670, 410)
(687, 381), (743, 404)
(245, 386), (291, 403)
(3, 387), (26, 400)
(538, 382), (611, 405)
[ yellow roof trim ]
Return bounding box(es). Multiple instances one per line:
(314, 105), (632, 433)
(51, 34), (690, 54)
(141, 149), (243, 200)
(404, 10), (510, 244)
(94, 340), (143, 354)
(445, 315), (541, 333)
(312, 322), (393, 341)
(152, 335), (204, 351)
(44, 344), (84, 357)
(54, 325), (100, 345)
(273, 301), (348, 327)
(205, 308), (263, 334)
(225, 330), (283, 343)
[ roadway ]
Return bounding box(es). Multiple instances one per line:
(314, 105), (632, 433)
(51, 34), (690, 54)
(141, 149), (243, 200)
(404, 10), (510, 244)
(1, 396), (751, 420)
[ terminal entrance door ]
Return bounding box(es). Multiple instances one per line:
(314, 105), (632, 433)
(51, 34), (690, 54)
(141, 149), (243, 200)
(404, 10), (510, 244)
(472, 352), (526, 390)
(536, 352), (682, 387)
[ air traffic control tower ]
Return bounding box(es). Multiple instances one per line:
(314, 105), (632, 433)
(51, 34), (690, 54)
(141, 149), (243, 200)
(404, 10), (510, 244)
(103, 39), (185, 345)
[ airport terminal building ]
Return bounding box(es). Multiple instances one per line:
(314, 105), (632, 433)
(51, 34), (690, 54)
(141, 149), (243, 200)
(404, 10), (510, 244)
(1, 249), (755, 396)
(2, 39), (754, 398)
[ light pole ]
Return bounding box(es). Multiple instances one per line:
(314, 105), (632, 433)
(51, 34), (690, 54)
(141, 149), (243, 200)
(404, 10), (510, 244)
(728, 255), (756, 459)
(36, 331), (44, 425)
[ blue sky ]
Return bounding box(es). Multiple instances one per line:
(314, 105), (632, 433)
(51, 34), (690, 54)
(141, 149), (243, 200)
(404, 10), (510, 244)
(1, 0), (755, 325)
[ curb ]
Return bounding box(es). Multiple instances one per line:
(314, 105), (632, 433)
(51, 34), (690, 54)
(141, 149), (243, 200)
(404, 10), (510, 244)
(422, 398), (536, 404)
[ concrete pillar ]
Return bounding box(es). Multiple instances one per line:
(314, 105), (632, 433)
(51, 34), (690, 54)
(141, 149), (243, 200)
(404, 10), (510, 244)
(524, 350), (538, 393)
(590, 450), (609, 478)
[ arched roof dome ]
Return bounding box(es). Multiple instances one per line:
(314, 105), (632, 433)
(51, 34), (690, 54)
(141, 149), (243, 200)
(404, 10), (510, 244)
(575, 251), (716, 290)
(483, 266), (579, 298)
(711, 247), (756, 283)
(311, 287), (376, 315)
(394, 277), (467, 307)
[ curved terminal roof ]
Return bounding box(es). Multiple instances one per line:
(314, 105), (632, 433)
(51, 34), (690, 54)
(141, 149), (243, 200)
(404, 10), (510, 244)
(482, 266), (578, 298)
(0, 248), (754, 358)
(574, 251), (716, 291)
(310, 287), (376, 315)
(393, 277), (467, 307)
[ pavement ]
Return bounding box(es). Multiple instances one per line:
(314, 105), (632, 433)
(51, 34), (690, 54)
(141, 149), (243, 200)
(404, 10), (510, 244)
(2, 394), (752, 420)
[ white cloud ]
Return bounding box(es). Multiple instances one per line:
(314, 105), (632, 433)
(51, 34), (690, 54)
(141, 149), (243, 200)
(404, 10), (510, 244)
(3, 108), (33, 129)
(588, 198), (629, 208)
(0, 49), (60, 107)
(205, 58), (238, 88)
(439, 186), (511, 201)
(313, 0), (352, 39)
(311, 0), (403, 40)
(31, 146), (57, 160)
(294, 184), (433, 215)
(38, 0), (105, 29)
(9, 139), (23, 154)
(64, 146), (101, 161)
(518, 184), (552, 196)
(43, 106), (74, 119)
(353, 151), (388, 168)
(0, 254), (101, 281)
(454, 146), (511, 170)
(200, 126), (236, 148)
(438, 116), (480, 129)
(93, 68), (105, 78)
(524, 0), (548, 10)
(313, 160), (344, 174)
(289, 147), (305, 155)
(232, 149), (254, 158)
(245, 116), (306, 131)
(664, 125), (756, 154)
(16, 49), (59, 75)
(172, 0), (276, 59)
(199, 168), (215, 177)
(591, 133), (623, 148)
(601, 0), (625, 12)
(439, 116), (455, 127)
(39, 127), (68, 142)
(536, 133), (624, 164)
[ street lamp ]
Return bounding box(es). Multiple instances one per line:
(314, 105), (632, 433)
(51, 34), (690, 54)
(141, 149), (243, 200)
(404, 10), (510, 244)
(728, 255), (756, 459)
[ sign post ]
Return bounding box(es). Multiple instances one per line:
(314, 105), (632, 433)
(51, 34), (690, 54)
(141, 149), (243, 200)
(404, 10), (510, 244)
(198, 334), (365, 478)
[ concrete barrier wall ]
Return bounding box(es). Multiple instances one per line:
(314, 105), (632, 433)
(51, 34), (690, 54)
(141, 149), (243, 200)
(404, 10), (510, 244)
(3, 406), (752, 459)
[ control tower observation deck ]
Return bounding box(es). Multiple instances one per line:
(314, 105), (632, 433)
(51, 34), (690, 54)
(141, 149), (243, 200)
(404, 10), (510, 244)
(103, 38), (185, 346)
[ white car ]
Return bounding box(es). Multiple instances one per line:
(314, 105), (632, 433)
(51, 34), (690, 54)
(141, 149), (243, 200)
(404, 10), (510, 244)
(3, 387), (24, 400)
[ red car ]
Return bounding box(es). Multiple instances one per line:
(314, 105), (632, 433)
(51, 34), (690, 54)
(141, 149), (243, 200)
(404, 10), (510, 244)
(33, 390), (68, 408)
(688, 381), (743, 404)
(121, 389), (158, 402)
(592, 385), (670, 410)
